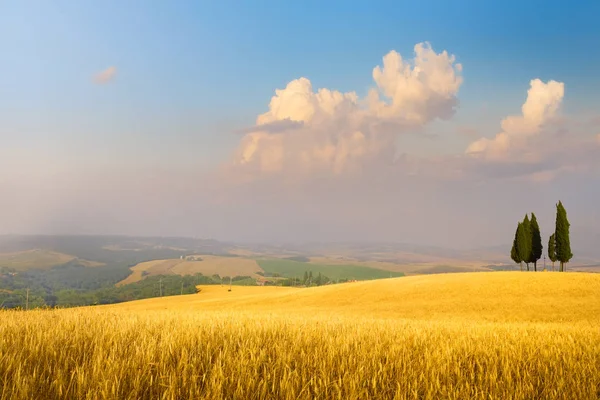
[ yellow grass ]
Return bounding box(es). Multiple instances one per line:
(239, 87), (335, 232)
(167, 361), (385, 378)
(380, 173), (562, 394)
(112, 272), (600, 323)
(116, 255), (264, 286)
(170, 256), (262, 277)
(1, 272), (599, 399)
(116, 259), (180, 286)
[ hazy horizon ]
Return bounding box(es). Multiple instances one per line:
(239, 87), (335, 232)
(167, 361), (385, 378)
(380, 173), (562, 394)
(2, 1), (599, 254)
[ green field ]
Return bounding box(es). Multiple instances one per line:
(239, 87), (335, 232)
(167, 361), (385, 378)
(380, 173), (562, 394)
(257, 258), (404, 280)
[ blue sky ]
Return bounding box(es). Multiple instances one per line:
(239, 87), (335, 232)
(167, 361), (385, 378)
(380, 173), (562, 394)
(1, 0), (599, 250)
(3, 0), (599, 122)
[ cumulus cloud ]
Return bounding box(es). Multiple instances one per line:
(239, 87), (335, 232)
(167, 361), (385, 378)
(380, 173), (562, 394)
(93, 66), (117, 84)
(465, 79), (565, 159)
(226, 45), (593, 187)
(368, 43), (463, 123)
(231, 42), (463, 176)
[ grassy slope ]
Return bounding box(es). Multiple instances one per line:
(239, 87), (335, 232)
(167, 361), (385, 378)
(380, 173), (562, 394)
(0, 249), (103, 271)
(116, 255), (264, 286)
(257, 259), (405, 280)
(116, 259), (180, 286)
(110, 272), (600, 324)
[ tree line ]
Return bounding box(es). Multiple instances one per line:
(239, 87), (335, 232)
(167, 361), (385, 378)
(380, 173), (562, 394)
(510, 201), (573, 271)
(0, 271), (257, 309)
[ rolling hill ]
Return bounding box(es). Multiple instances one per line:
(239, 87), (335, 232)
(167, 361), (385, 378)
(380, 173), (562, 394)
(109, 272), (600, 324)
(4, 271), (599, 399)
(0, 249), (103, 270)
(116, 255), (264, 286)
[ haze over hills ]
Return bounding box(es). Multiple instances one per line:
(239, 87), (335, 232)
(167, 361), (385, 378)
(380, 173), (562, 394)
(1, 234), (599, 269)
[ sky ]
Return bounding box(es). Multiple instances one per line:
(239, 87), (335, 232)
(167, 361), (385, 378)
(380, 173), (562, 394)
(1, 0), (600, 252)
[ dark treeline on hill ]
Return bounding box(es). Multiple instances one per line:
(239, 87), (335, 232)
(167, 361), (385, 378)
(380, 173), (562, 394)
(0, 268), (257, 309)
(510, 201), (573, 272)
(257, 269), (345, 286)
(283, 270), (334, 287)
(0, 235), (254, 309)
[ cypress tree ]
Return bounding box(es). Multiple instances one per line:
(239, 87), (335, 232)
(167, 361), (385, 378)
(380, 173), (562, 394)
(517, 220), (531, 272)
(555, 201), (573, 272)
(510, 223), (522, 271)
(548, 233), (557, 271)
(530, 213), (543, 272)
(520, 214), (532, 271)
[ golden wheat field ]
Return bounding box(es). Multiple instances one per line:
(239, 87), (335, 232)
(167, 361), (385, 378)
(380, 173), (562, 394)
(1, 272), (600, 399)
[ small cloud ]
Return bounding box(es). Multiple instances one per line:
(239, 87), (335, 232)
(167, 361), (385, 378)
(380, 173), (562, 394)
(93, 66), (117, 84)
(596, 133), (600, 144)
(235, 118), (305, 135)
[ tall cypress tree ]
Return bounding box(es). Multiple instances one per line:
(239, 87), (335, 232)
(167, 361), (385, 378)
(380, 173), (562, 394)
(520, 214), (532, 271)
(548, 233), (557, 271)
(530, 213), (543, 272)
(517, 219), (531, 272)
(511, 223), (522, 271)
(555, 201), (573, 272)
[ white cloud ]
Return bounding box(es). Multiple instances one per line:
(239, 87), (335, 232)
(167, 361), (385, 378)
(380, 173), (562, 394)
(368, 43), (463, 123)
(227, 46), (593, 188)
(255, 77), (359, 125)
(231, 42), (463, 176)
(93, 66), (117, 84)
(466, 79), (564, 159)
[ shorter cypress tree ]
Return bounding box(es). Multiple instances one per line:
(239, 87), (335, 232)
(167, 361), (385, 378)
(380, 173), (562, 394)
(517, 220), (531, 272)
(548, 233), (557, 271)
(530, 213), (543, 272)
(511, 223), (522, 271)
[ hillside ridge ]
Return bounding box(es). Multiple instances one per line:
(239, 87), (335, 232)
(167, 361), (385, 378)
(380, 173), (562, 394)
(107, 272), (600, 324)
